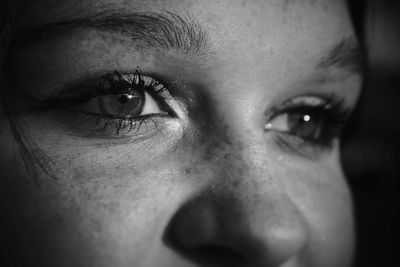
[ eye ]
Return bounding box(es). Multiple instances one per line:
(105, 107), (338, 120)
(265, 108), (325, 142)
(265, 95), (351, 156)
(76, 74), (167, 119)
(34, 70), (177, 138)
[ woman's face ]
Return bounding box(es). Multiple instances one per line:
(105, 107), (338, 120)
(0, 0), (362, 266)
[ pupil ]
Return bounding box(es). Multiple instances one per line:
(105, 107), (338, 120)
(288, 111), (321, 138)
(118, 94), (129, 104)
(99, 91), (144, 118)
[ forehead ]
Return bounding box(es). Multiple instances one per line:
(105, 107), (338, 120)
(21, 0), (354, 61)
(24, 0), (348, 33)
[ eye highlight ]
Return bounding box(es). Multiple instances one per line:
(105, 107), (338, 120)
(265, 95), (351, 157)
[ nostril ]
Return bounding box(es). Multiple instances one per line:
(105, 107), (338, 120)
(185, 245), (247, 265)
(163, 189), (308, 266)
(162, 197), (249, 266)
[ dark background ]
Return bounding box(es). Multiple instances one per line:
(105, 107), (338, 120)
(343, 1), (400, 266)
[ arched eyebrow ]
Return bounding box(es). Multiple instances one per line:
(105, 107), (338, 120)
(317, 37), (364, 74)
(12, 10), (209, 57)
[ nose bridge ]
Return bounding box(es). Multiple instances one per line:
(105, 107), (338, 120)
(197, 95), (271, 194)
(191, 89), (286, 216)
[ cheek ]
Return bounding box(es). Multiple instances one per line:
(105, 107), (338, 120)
(276, 158), (354, 266)
(3, 110), (355, 266)
(0, 116), (185, 265)
(7, 151), (189, 266)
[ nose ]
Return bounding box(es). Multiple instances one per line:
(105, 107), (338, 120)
(164, 155), (308, 266)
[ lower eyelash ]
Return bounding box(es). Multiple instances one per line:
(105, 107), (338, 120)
(84, 115), (160, 138)
(46, 108), (162, 139)
(108, 116), (158, 136)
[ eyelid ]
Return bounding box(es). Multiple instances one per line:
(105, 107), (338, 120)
(266, 94), (351, 120)
(27, 71), (168, 108)
(269, 95), (329, 116)
(280, 96), (330, 108)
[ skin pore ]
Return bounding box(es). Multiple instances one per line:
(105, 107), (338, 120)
(0, 0), (362, 266)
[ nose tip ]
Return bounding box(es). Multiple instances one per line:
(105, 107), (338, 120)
(249, 194), (308, 265)
(253, 215), (308, 265)
(163, 189), (308, 266)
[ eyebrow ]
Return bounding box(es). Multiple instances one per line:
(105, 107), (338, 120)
(13, 10), (209, 56)
(14, 10), (364, 74)
(317, 37), (364, 74)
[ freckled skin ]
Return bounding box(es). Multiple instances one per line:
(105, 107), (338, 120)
(0, 0), (360, 267)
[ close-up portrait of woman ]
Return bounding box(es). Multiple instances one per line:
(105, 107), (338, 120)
(1, 0), (399, 267)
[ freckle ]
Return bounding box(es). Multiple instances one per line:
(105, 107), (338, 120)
(223, 153), (231, 160)
(232, 178), (240, 188)
(184, 168), (192, 174)
(236, 166), (244, 177)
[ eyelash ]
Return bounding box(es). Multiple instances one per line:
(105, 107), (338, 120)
(28, 71), (352, 156)
(35, 69), (174, 137)
(266, 95), (351, 156)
